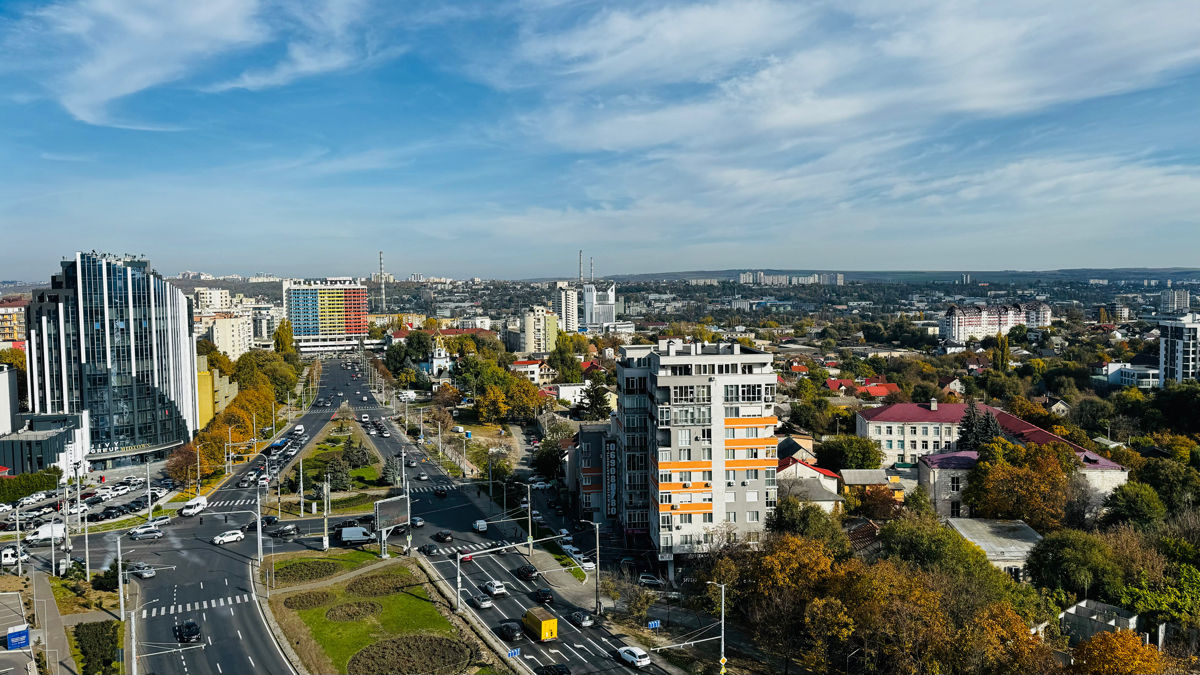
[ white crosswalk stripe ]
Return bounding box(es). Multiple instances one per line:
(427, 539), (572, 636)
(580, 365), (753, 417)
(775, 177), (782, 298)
(145, 594), (249, 618)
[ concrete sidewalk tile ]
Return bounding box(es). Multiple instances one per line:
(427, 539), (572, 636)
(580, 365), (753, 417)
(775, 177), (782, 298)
(33, 572), (80, 675)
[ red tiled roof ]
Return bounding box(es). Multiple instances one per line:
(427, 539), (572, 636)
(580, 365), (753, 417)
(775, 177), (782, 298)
(511, 360), (542, 366)
(865, 376), (888, 385)
(858, 383), (899, 397)
(790, 364), (809, 373)
(826, 378), (855, 391)
(777, 457), (840, 479)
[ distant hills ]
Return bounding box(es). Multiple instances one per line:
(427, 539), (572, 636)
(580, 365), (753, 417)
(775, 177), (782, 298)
(586, 268), (1200, 284)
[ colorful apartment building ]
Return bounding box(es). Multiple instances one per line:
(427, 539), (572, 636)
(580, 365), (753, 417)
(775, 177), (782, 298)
(282, 278), (368, 352)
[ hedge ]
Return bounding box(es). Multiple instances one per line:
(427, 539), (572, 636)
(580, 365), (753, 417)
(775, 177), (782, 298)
(348, 636), (474, 675)
(283, 591), (333, 610)
(74, 620), (120, 675)
(0, 468), (63, 504)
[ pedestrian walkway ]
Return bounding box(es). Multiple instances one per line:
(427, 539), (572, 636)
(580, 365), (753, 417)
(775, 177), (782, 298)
(32, 571), (80, 675)
(426, 540), (517, 557)
(142, 593), (252, 618)
(61, 608), (119, 627)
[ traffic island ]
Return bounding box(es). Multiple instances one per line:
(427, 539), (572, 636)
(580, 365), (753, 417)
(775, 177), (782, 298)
(267, 557), (504, 675)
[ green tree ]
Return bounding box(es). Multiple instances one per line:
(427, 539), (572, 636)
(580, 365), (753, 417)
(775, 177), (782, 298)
(476, 385), (509, 424)
(382, 457), (403, 487)
(548, 341), (583, 383)
(505, 377), (541, 421)
(384, 343), (407, 375)
(1101, 482), (1167, 528)
(327, 456), (352, 492)
(958, 399), (983, 451)
(272, 319), (296, 356)
(815, 435), (882, 472)
(993, 333), (1010, 372)
(344, 443), (371, 469)
(765, 496), (851, 559)
(1133, 458), (1200, 511)
(581, 379), (612, 421)
(978, 411), (1004, 445)
(404, 331), (434, 364)
(1027, 529), (1123, 601)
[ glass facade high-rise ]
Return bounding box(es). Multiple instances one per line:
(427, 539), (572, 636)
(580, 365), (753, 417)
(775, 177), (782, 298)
(25, 252), (198, 468)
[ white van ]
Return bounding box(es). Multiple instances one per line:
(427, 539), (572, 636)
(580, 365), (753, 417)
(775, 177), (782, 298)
(292, 425), (305, 436)
(179, 495), (208, 517)
(1, 546), (29, 566)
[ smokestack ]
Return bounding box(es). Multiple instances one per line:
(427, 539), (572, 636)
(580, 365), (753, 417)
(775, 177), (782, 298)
(590, 257), (594, 282)
(579, 250), (583, 283)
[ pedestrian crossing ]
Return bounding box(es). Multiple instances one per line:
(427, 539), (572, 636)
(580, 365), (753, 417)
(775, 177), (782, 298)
(408, 485), (458, 494)
(429, 540), (516, 557)
(207, 498), (257, 508)
(143, 594), (252, 618)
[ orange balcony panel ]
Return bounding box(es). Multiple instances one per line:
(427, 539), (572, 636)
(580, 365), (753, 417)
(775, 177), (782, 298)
(658, 461), (712, 471)
(726, 416), (777, 425)
(723, 438), (779, 448)
(658, 503), (715, 513)
(658, 483), (718, 492)
(725, 459), (779, 469)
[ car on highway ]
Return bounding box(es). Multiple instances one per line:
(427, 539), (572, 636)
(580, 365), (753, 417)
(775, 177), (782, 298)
(271, 524), (299, 538)
(129, 528), (163, 541)
(534, 588), (554, 604)
(496, 622), (525, 642)
(211, 530), (245, 545)
(515, 564), (539, 581)
(484, 580), (508, 596)
(405, 459), (417, 467)
(417, 544), (438, 555)
(618, 646), (651, 668)
(128, 523), (159, 537)
(534, 665), (572, 675)
(130, 561), (156, 579)
(569, 611), (594, 627)
(410, 516), (425, 528)
(416, 473), (429, 481)
(362, 396), (368, 402)
(381, 429), (391, 437)
(471, 594), (493, 609)
(433, 530), (454, 543)
(175, 620), (202, 643)
(532, 481), (550, 490)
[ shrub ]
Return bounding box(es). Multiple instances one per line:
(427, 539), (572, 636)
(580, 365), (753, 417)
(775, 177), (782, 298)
(282, 591), (333, 610)
(326, 601), (381, 621)
(74, 620), (120, 675)
(347, 636), (475, 675)
(275, 560), (340, 585)
(331, 493), (375, 510)
(346, 573), (409, 597)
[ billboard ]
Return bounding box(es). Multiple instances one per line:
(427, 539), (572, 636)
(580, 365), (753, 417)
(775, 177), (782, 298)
(374, 494), (408, 531)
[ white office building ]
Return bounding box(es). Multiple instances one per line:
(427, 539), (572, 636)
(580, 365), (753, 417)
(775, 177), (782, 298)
(582, 283), (616, 328)
(193, 287), (231, 311)
(205, 315), (254, 361)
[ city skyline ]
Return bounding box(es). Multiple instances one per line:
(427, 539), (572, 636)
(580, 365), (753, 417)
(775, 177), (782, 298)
(3, 1), (1200, 280)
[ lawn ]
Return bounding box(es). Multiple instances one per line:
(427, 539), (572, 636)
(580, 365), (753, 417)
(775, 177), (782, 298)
(49, 574), (120, 615)
(268, 549), (379, 588)
(273, 562), (457, 674)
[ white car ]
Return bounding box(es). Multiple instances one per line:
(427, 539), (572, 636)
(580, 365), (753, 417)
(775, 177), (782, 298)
(110, 485), (130, 496)
(416, 473), (429, 481)
(17, 496), (39, 507)
(211, 530), (245, 546)
(618, 646), (652, 668)
(472, 520), (488, 533)
(484, 580), (508, 596)
(532, 482), (550, 490)
(0, 503), (12, 513)
(558, 528), (573, 542)
(128, 523), (159, 537)
(67, 503), (89, 515)
(577, 555), (596, 571)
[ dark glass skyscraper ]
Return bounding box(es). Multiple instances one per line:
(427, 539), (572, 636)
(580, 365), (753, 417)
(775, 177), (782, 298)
(25, 253), (197, 468)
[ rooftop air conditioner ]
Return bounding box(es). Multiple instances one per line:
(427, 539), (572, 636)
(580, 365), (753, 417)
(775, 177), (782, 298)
(682, 482), (691, 488)
(726, 481), (735, 487)
(704, 482), (712, 487)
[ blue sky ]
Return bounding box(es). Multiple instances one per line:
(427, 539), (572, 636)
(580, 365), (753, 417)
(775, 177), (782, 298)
(3, 0), (1200, 281)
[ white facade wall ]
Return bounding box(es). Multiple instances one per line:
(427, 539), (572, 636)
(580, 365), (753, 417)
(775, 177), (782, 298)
(858, 416), (960, 466)
(206, 315), (254, 361)
(939, 303), (1052, 342)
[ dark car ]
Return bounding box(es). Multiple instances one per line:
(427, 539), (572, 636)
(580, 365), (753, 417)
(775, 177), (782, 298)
(433, 488), (448, 498)
(336, 519), (359, 529)
(358, 515), (376, 529)
(271, 524), (299, 538)
(86, 512), (110, 523)
(534, 588), (554, 604)
(535, 666), (572, 675)
(516, 564), (539, 581)
(175, 620), (201, 643)
(433, 530), (453, 543)
(417, 543), (438, 555)
(262, 516), (279, 526)
(496, 622), (525, 642)
(84, 496), (104, 506)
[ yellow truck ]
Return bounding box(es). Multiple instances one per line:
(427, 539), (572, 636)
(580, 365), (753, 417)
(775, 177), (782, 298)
(522, 607), (558, 642)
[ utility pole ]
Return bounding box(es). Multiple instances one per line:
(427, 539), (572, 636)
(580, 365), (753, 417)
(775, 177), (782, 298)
(255, 489), (263, 563)
(526, 483), (533, 555)
(14, 506), (20, 578)
(322, 474), (330, 551)
(707, 581), (726, 671)
(592, 520), (602, 615)
(299, 458), (304, 516)
(117, 536), (125, 619)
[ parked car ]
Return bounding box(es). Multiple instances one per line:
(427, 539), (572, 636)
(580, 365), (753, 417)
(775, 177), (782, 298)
(618, 646), (651, 668)
(576, 555), (596, 571)
(211, 530), (244, 545)
(558, 528), (573, 542)
(637, 573), (664, 588)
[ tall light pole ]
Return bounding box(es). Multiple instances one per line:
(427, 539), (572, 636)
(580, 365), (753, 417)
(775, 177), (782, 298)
(525, 483), (533, 555)
(706, 581), (726, 671)
(591, 520), (602, 615)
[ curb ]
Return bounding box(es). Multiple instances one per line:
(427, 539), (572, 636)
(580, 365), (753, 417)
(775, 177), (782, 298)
(250, 560), (307, 675)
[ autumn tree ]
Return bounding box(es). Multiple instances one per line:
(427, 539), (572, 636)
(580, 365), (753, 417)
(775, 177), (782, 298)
(765, 496), (851, 559)
(476, 385), (509, 424)
(432, 384), (461, 408)
(1071, 629), (1161, 674)
(272, 319), (296, 356)
(953, 602), (1058, 675)
(505, 377), (541, 421)
(1134, 458), (1200, 511)
(815, 435), (882, 472)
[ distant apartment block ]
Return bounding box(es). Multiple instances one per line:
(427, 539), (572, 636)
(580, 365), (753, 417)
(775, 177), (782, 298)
(0, 299), (27, 342)
(555, 282), (579, 333)
(193, 287), (231, 311)
(1159, 312), (1200, 383)
(616, 339), (779, 577)
(582, 283), (616, 328)
(205, 314), (254, 361)
(504, 306), (559, 353)
(939, 302), (1052, 342)
(1161, 289), (1191, 315)
(282, 278), (368, 352)
(738, 271), (843, 286)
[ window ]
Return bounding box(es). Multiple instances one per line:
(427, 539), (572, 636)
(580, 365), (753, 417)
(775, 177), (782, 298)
(701, 429), (712, 444)
(765, 468), (776, 487)
(723, 385), (739, 402)
(659, 472), (671, 484)
(766, 491), (777, 508)
(658, 449), (671, 463)
(886, 440), (893, 449)
(886, 425), (893, 435)
(702, 492), (713, 503)
(950, 476), (961, 492)
(702, 470), (713, 481)
(747, 448), (760, 459)
(745, 427), (760, 438)
(677, 429), (691, 446)
(725, 448), (736, 460)
(680, 514), (693, 524)
(726, 512), (737, 523)
(910, 441), (917, 450)
(696, 385), (711, 403)
(909, 426), (917, 435)
(702, 448), (713, 460)
(582, 476), (598, 486)
(725, 470), (736, 481)
(724, 428), (735, 439)
(680, 471), (693, 482)
(746, 491), (759, 502)
(933, 441), (940, 450)
(702, 513), (714, 523)
(740, 384), (763, 402)
(679, 448), (692, 461)
(873, 425), (881, 435)
(659, 493), (672, 504)
(747, 511), (760, 523)
(724, 405), (739, 418)
(660, 514), (672, 527)
(950, 501), (962, 518)
(746, 469), (759, 480)
(922, 426), (929, 436)
(725, 491), (736, 503)
(921, 441), (928, 450)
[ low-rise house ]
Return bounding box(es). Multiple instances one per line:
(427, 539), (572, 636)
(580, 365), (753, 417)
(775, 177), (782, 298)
(839, 469), (903, 501)
(946, 518), (1042, 581)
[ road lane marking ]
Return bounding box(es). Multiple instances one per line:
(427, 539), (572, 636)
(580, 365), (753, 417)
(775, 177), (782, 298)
(248, 656), (255, 668)
(237, 630), (243, 640)
(202, 600), (209, 609)
(216, 663), (222, 673)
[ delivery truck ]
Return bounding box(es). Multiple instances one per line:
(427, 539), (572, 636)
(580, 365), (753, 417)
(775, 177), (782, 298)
(25, 523), (67, 547)
(522, 607), (558, 642)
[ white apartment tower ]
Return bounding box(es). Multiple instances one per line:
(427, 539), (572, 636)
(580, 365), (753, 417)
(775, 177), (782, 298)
(554, 282), (579, 333)
(1160, 313), (1200, 383)
(582, 283), (617, 327)
(193, 287), (231, 311)
(1161, 289), (1191, 315)
(616, 339), (779, 578)
(939, 302), (1052, 342)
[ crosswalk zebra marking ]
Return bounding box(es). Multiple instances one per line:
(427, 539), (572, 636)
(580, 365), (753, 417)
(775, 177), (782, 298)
(143, 594), (250, 618)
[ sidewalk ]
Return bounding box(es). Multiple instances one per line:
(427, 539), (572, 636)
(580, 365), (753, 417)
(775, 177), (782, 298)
(32, 571), (80, 675)
(60, 608), (119, 627)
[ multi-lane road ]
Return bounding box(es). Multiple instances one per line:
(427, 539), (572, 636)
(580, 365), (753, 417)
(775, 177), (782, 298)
(31, 356), (669, 675)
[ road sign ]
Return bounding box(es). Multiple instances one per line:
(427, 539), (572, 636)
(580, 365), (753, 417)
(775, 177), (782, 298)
(720, 668), (726, 674)
(6, 624), (29, 650)
(647, 620), (661, 629)
(507, 648), (521, 658)
(527, 536), (533, 543)
(720, 657), (727, 664)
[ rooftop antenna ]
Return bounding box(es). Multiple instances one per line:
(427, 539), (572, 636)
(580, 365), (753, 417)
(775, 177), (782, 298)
(379, 250), (385, 313)
(590, 257), (594, 283)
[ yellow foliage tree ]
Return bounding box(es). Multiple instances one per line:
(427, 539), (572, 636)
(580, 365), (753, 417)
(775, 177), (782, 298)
(1072, 629), (1161, 674)
(476, 385), (509, 424)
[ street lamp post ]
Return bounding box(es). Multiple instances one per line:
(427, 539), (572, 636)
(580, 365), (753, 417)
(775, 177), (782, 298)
(706, 581), (726, 671)
(591, 520), (602, 615)
(526, 483), (533, 555)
